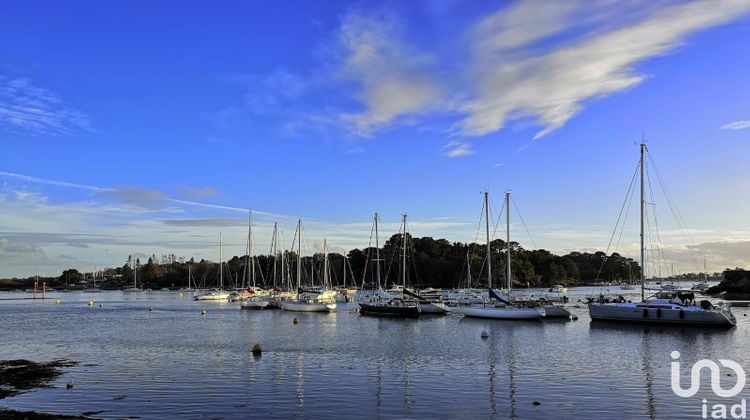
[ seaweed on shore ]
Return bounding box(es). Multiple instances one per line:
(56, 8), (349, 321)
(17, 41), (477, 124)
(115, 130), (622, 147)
(0, 359), (77, 399)
(0, 407), (86, 419)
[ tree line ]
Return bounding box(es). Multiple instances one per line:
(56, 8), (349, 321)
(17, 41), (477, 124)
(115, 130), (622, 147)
(19, 234), (639, 290)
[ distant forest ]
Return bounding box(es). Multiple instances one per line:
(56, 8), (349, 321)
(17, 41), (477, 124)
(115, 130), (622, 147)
(3, 234), (641, 290)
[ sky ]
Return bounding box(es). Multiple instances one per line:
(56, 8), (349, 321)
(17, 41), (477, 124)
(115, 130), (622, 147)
(1, 0), (750, 278)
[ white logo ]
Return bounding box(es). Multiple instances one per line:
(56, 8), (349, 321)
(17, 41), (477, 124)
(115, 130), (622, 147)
(671, 351), (746, 398)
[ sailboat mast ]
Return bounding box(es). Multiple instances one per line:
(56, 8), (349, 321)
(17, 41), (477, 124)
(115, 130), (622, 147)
(402, 213), (407, 288)
(219, 233), (223, 290)
(375, 213), (381, 290)
(250, 211), (256, 288)
(640, 143), (646, 302)
(134, 258), (137, 289)
(323, 239), (329, 289)
(296, 219), (302, 298)
(273, 222), (278, 289)
(245, 211), (251, 289)
(506, 191), (511, 292)
(484, 192), (492, 289)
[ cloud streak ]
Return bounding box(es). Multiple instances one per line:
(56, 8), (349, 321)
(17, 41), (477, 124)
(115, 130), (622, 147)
(0, 77), (92, 136)
(459, 0), (750, 139)
(720, 120), (750, 130)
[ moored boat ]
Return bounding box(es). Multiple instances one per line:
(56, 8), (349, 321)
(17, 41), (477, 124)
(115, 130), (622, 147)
(587, 143), (735, 328)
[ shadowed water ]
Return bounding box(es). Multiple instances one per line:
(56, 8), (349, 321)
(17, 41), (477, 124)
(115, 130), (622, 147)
(1, 290), (749, 419)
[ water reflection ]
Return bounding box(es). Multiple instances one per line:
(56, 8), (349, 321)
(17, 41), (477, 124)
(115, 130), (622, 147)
(641, 330), (656, 419)
(0, 293), (748, 419)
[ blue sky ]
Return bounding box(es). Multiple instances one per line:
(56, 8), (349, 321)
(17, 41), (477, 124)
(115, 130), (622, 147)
(1, 0), (750, 277)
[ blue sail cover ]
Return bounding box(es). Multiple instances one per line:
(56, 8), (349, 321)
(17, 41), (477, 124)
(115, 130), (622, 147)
(489, 288), (510, 303)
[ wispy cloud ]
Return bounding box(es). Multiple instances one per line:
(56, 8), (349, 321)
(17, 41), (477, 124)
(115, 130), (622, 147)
(459, 0), (750, 139)
(720, 120), (750, 130)
(0, 171), (108, 192)
(444, 141), (474, 158)
(208, 69), (308, 131)
(331, 9), (441, 136)
(0, 76), (92, 136)
(181, 186), (218, 199)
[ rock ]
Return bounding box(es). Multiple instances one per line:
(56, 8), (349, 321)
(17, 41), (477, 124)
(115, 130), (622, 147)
(707, 269), (750, 298)
(66, 383), (74, 389)
(532, 401), (541, 406)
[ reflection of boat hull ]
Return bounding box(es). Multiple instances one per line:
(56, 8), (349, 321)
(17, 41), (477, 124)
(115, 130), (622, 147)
(280, 301), (335, 312)
(240, 300), (269, 310)
(359, 302), (419, 317)
(122, 288), (142, 293)
(83, 288), (103, 293)
(459, 306), (544, 320)
(588, 303), (735, 327)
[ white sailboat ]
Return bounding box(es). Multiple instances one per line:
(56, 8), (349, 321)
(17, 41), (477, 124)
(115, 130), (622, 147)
(241, 213), (271, 310)
(279, 219), (336, 312)
(588, 143), (735, 327)
(178, 264), (194, 292)
(123, 258), (142, 292)
(84, 268), (103, 293)
(194, 233), (230, 301)
(458, 192), (544, 320)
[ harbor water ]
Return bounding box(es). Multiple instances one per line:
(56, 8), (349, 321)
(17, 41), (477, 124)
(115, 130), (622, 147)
(1, 289), (749, 419)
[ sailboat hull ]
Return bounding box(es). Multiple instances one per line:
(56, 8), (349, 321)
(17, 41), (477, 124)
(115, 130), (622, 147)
(359, 302), (419, 317)
(280, 301), (335, 312)
(240, 300), (269, 310)
(418, 302), (449, 314)
(193, 292), (230, 301)
(588, 303), (735, 327)
(459, 306), (544, 320)
(540, 304), (572, 318)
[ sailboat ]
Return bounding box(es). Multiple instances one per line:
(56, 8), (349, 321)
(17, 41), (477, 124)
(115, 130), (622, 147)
(84, 268), (103, 293)
(457, 192), (544, 320)
(588, 144), (735, 327)
(178, 264), (194, 292)
(359, 213), (420, 317)
(279, 219), (336, 312)
(194, 233), (231, 301)
(123, 259), (142, 292)
(398, 214), (449, 315)
(241, 214), (271, 310)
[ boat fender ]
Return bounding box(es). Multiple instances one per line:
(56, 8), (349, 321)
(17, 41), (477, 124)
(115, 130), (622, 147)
(656, 308), (662, 318)
(679, 309), (685, 319)
(643, 308), (648, 318)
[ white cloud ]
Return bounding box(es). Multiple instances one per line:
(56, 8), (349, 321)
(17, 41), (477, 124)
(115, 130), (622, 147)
(459, 0), (750, 139)
(444, 141), (474, 157)
(0, 76), (92, 136)
(720, 120), (750, 130)
(333, 10), (441, 136)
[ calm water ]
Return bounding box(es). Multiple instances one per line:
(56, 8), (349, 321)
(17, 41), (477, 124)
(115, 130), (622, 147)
(1, 288), (749, 419)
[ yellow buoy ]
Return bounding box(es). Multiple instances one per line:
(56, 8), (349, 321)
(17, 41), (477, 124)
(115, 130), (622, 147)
(87, 300), (93, 306)
(293, 317), (299, 325)
(251, 343), (263, 356)
(201, 310), (207, 315)
(55, 299), (61, 304)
